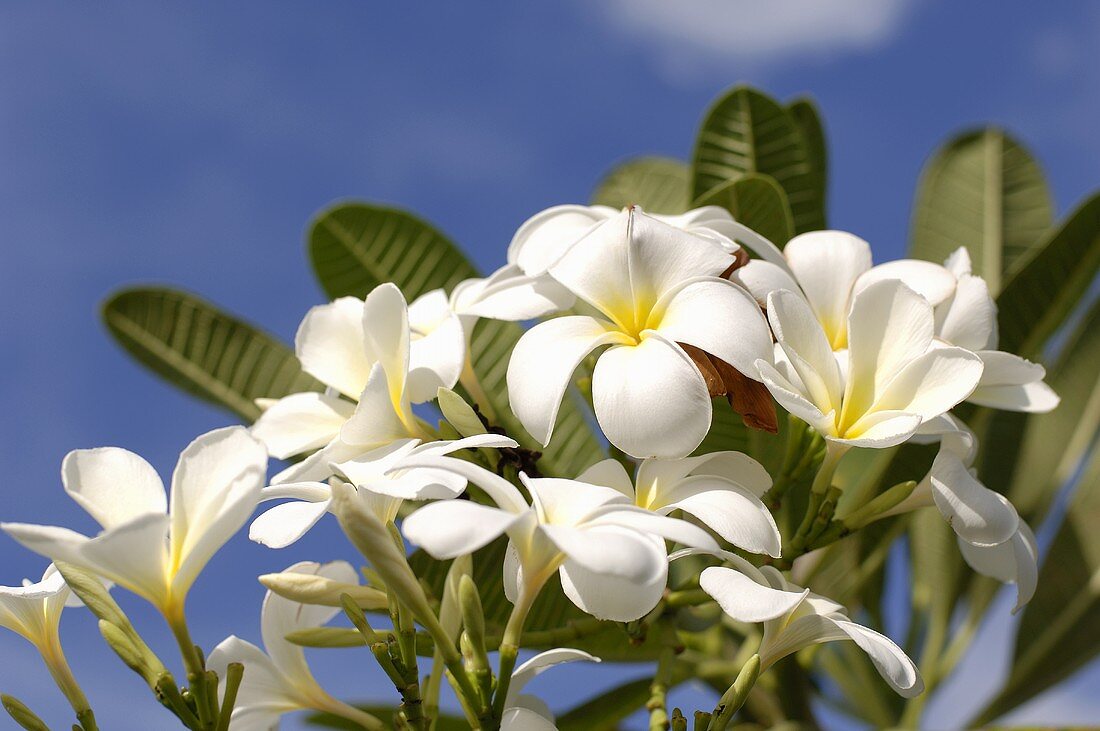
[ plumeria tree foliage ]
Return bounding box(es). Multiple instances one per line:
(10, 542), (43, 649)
(2, 84), (1099, 731)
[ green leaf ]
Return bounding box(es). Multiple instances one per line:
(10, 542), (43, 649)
(692, 85), (825, 234)
(591, 156), (691, 214)
(909, 128), (1053, 292)
(693, 172), (795, 247)
(308, 201), (605, 478)
(973, 443), (1100, 725)
(787, 97), (828, 227)
(102, 287), (321, 422)
(1008, 296), (1100, 520)
(996, 193), (1100, 358)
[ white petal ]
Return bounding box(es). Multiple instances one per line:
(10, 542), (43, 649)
(968, 381), (1060, 413)
(576, 459), (635, 499)
(207, 636), (299, 712)
(74, 514), (174, 608)
(403, 501), (521, 559)
(958, 523), (1038, 613)
(660, 477), (780, 557)
(507, 316), (630, 446)
(295, 296), (372, 398)
(408, 306), (465, 404)
(540, 523), (667, 581)
(62, 448), (167, 530)
(508, 648), (600, 700)
(249, 500), (331, 549)
(834, 619), (924, 697)
(839, 410), (923, 449)
(755, 360), (833, 435)
(583, 505), (720, 551)
(856, 260), (956, 307)
(340, 363), (417, 448)
(937, 274), (996, 351)
(460, 265), (576, 321)
(501, 707), (558, 731)
(928, 450), (1018, 546)
(557, 528), (668, 621)
(524, 476), (630, 527)
(687, 452), (773, 498)
(169, 427), (267, 598)
(694, 217), (793, 272)
(700, 566), (808, 622)
(392, 455), (528, 513)
(945, 247), (973, 277)
(270, 438), (365, 485)
(868, 346), (984, 420)
(654, 277), (774, 379)
(727, 260), (801, 307)
(844, 280), (936, 416)
(250, 392), (354, 460)
(975, 351), (1045, 386)
(784, 231), (872, 348)
(592, 336), (712, 459)
(766, 289), (843, 412)
(362, 282), (413, 410)
(508, 204), (615, 274)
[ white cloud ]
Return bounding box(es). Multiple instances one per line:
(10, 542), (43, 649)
(594, 0), (917, 67)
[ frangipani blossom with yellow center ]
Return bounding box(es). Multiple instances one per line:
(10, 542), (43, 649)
(573, 451), (781, 557)
(756, 279), (984, 449)
(253, 282), (456, 484)
(248, 433), (517, 549)
(399, 456), (718, 621)
(507, 207), (774, 459)
(207, 561), (383, 731)
(2, 427), (266, 618)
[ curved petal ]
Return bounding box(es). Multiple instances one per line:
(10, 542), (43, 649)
(784, 231), (872, 348)
(937, 274), (996, 351)
(727, 260), (801, 307)
(251, 393), (354, 460)
(697, 218), (792, 272)
(169, 427), (267, 598)
(249, 500), (332, 549)
(576, 459), (635, 499)
(362, 283), (412, 412)
(207, 636), (299, 713)
(975, 351), (1046, 387)
(540, 523), (667, 581)
(583, 505), (719, 551)
(700, 566), (808, 622)
(501, 706), (558, 731)
(660, 476), (781, 557)
(856, 260), (956, 307)
(928, 450), (1019, 546)
(958, 523), (1038, 613)
(62, 447), (167, 530)
(755, 360), (833, 436)
(407, 307), (465, 404)
(833, 619), (924, 697)
(71, 514), (173, 608)
(392, 455), (527, 513)
(508, 316), (630, 446)
(508, 648), (600, 701)
(295, 297), (371, 398)
(592, 336), (712, 459)
(460, 266), (576, 321)
(686, 452), (772, 498)
(869, 346), (984, 420)
(840, 410), (923, 449)
(968, 380), (1060, 413)
(508, 204), (615, 274)
(844, 280), (936, 417)
(766, 289), (843, 411)
(340, 363), (417, 448)
(557, 528), (667, 621)
(524, 476), (630, 527)
(654, 277), (774, 379)
(403, 501), (521, 559)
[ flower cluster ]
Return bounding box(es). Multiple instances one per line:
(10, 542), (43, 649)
(0, 202), (1056, 731)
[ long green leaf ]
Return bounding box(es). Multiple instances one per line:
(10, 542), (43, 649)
(996, 193), (1100, 358)
(787, 97), (828, 227)
(1008, 296), (1100, 520)
(102, 288), (321, 422)
(691, 85), (825, 234)
(591, 156), (690, 214)
(909, 128), (1053, 292)
(308, 201), (605, 478)
(694, 172), (795, 248)
(973, 442), (1100, 725)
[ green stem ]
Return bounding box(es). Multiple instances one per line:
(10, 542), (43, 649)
(490, 589), (538, 725)
(648, 624), (681, 730)
(40, 636), (96, 731)
(214, 663), (243, 731)
(708, 655), (761, 730)
(166, 606), (214, 730)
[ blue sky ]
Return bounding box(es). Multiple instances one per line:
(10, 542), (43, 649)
(2, 2), (1099, 729)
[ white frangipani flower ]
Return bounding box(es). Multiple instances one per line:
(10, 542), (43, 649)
(508, 206), (775, 459)
(399, 456), (718, 621)
(501, 648), (600, 730)
(574, 452), (782, 557)
(694, 551), (923, 698)
(253, 283), (453, 484)
(2, 427), (266, 618)
(207, 560), (382, 731)
(757, 279), (984, 449)
(248, 433), (518, 549)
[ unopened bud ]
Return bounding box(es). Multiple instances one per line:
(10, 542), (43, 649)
(437, 387), (487, 438)
(439, 554), (473, 643)
(285, 627), (367, 648)
(99, 620), (157, 685)
(259, 571), (388, 610)
(1, 694), (49, 731)
(458, 575), (486, 652)
(847, 480), (920, 527)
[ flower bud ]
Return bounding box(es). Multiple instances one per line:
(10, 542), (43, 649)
(99, 620), (160, 686)
(437, 387), (487, 438)
(258, 571), (387, 610)
(458, 575), (486, 656)
(1, 694), (49, 731)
